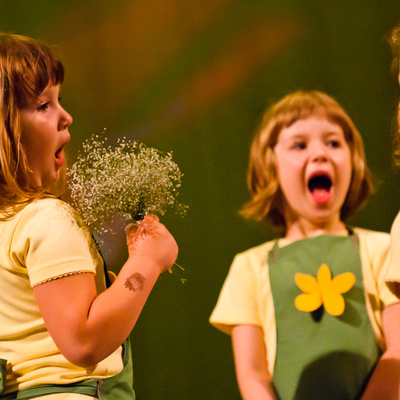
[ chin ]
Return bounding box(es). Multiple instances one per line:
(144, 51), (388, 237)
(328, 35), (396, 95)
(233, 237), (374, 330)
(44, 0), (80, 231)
(312, 211), (341, 224)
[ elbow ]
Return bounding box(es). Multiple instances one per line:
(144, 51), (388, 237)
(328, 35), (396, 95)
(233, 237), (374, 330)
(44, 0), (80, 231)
(58, 341), (103, 368)
(66, 353), (99, 369)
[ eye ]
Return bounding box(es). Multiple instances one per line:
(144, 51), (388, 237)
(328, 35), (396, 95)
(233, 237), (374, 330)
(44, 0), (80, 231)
(292, 141), (307, 150)
(327, 139), (341, 148)
(37, 102), (49, 112)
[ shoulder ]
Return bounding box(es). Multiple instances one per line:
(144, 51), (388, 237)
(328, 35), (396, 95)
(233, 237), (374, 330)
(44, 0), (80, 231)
(235, 240), (276, 258)
(21, 197), (74, 217)
(353, 227), (390, 266)
(15, 198), (89, 241)
(19, 198), (83, 227)
(231, 240), (276, 270)
(353, 226), (390, 246)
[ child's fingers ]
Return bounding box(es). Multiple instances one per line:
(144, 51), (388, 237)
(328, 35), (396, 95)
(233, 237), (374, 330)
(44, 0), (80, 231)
(126, 223), (140, 255)
(125, 215), (159, 236)
(125, 215), (178, 272)
(135, 215), (160, 237)
(125, 222), (139, 237)
(125, 215), (160, 251)
(142, 215), (159, 225)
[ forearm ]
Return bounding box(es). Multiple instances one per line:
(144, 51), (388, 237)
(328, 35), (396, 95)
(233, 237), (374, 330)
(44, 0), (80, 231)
(35, 255), (162, 367)
(361, 352), (400, 400)
(81, 256), (161, 363)
(238, 376), (277, 400)
(362, 302), (400, 400)
(34, 216), (178, 367)
(232, 325), (277, 400)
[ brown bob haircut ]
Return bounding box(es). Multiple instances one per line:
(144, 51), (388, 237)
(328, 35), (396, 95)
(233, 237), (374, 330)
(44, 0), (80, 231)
(0, 32), (64, 212)
(241, 90), (373, 231)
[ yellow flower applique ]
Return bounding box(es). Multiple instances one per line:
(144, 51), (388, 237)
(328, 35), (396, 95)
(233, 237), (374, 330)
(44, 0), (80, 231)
(294, 264), (355, 316)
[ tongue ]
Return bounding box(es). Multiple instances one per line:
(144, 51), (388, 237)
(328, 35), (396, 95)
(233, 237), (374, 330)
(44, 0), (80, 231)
(311, 188), (331, 203)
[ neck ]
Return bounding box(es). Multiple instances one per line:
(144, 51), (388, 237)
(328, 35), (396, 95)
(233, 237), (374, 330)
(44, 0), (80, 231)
(284, 217), (347, 241)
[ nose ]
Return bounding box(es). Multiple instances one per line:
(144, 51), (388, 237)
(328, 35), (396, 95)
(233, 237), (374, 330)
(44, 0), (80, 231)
(59, 106), (73, 130)
(310, 141), (328, 162)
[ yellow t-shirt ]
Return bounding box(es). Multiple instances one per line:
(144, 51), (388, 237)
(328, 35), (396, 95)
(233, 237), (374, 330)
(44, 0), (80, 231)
(0, 198), (123, 393)
(210, 228), (398, 377)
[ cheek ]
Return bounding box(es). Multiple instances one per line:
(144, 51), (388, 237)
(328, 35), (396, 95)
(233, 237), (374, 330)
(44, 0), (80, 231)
(278, 158), (304, 183)
(331, 150), (351, 183)
(276, 161), (301, 193)
(339, 153), (353, 189)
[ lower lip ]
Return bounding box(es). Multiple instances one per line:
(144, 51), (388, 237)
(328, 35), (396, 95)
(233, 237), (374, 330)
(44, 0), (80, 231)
(55, 154), (64, 166)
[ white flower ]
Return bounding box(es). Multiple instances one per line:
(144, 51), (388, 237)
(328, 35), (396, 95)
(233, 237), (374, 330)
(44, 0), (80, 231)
(67, 134), (187, 235)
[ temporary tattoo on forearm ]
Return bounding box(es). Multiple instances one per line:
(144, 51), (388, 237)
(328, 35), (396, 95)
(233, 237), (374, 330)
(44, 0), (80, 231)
(125, 273), (145, 292)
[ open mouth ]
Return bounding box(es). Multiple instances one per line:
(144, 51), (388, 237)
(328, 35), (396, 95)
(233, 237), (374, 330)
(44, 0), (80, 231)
(308, 174), (332, 203)
(55, 147), (65, 165)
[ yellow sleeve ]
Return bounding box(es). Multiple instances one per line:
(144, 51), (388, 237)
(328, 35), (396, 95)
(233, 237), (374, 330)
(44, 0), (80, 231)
(356, 228), (399, 349)
(209, 241), (278, 377)
(209, 252), (262, 335)
(10, 199), (98, 287)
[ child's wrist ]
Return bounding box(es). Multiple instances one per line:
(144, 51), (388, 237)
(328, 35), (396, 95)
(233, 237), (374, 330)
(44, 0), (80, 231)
(125, 253), (164, 277)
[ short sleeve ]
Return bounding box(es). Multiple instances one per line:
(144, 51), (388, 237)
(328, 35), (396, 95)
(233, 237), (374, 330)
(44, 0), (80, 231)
(210, 253), (263, 335)
(10, 199), (97, 287)
(355, 228), (399, 349)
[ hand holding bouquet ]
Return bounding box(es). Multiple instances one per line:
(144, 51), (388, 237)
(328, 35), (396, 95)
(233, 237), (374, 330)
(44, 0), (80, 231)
(68, 134), (187, 236)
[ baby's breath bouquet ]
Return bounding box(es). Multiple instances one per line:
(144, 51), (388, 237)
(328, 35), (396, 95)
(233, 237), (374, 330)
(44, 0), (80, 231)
(67, 134), (187, 236)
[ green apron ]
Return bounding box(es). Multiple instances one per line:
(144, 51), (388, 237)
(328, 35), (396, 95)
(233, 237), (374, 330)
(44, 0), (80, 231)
(0, 359), (6, 395)
(0, 339), (134, 400)
(268, 232), (381, 400)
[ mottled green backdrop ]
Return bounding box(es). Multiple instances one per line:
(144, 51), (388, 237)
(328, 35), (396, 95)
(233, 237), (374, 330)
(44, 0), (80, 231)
(1, 1), (400, 399)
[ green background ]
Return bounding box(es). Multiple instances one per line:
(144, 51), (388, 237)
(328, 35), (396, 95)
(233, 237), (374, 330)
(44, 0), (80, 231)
(1, 1), (400, 399)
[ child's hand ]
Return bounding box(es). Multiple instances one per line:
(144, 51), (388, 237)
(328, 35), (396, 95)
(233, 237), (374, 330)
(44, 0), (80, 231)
(125, 215), (178, 274)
